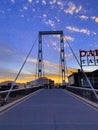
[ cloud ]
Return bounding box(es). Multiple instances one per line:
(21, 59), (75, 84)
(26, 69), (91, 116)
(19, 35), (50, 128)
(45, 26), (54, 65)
(42, 0), (47, 5)
(55, 16), (60, 23)
(52, 41), (57, 46)
(20, 14), (25, 18)
(0, 67), (16, 82)
(63, 36), (74, 41)
(66, 26), (90, 35)
(57, 1), (66, 10)
(92, 31), (96, 35)
(90, 16), (96, 20)
(27, 58), (37, 64)
(27, 57), (59, 69)
(0, 46), (17, 63)
(45, 35), (74, 52)
(0, 45), (25, 67)
(67, 67), (78, 75)
(49, 0), (56, 5)
(36, 0), (39, 4)
(54, 46), (60, 52)
(27, 57), (61, 75)
(0, 66), (36, 83)
(43, 13), (47, 17)
(79, 15), (98, 25)
(27, 57), (60, 72)
(23, 6), (28, 10)
(57, 1), (63, 5)
(75, 5), (82, 13)
(32, 8), (36, 12)
(65, 2), (82, 15)
(90, 16), (98, 23)
(79, 15), (88, 20)
(0, 46), (15, 54)
(53, 35), (74, 42)
(43, 60), (78, 77)
(43, 60), (59, 68)
(10, 0), (15, 3)
(0, 56), (78, 83)
(45, 19), (55, 28)
(28, 0), (32, 3)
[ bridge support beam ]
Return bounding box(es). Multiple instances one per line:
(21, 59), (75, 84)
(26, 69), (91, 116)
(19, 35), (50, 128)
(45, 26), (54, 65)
(38, 33), (43, 78)
(60, 33), (65, 83)
(38, 31), (66, 83)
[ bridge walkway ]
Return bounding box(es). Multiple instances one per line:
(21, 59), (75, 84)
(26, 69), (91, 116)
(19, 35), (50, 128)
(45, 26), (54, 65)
(0, 89), (98, 130)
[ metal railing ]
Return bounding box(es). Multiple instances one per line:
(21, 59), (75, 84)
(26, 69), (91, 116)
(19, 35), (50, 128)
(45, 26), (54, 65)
(66, 86), (98, 103)
(0, 86), (41, 106)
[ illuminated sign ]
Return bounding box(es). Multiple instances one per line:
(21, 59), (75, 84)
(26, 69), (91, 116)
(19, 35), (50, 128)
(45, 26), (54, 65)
(80, 50), (98, 66)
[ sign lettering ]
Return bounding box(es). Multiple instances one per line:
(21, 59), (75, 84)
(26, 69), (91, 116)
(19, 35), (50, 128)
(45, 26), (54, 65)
(80, 50), (98, 66)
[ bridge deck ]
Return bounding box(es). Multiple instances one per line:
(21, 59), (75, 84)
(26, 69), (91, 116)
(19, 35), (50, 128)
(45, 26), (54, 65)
(0, 89), (98, 130)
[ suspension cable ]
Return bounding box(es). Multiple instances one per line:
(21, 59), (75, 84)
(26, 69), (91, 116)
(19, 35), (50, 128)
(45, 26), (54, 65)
(64, 54), (69, 83)
(2, 37), (37, 105)
(35, 63), (38, 80)
(59, 57), (61, 83)
(64, 37), (98, 100)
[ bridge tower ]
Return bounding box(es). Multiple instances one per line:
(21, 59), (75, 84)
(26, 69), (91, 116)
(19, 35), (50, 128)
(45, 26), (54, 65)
(37, 31), (66, 83)
(38, 33), (43, 78)
(60, 32), (65, 83)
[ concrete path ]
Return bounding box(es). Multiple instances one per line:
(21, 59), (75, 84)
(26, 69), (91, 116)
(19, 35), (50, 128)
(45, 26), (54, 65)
(0, 89), (98, 130)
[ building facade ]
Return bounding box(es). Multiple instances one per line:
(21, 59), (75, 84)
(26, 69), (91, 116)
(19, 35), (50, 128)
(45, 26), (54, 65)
(68, 69), (98, 89)
(27, 77), (54, 88)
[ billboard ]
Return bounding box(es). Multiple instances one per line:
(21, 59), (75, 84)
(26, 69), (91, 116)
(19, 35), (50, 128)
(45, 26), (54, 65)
(80, 50), (98, 66)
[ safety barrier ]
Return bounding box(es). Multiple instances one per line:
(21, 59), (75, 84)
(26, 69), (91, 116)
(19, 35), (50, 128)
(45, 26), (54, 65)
(66, 86), (98, 103)
(0, 86), (41, 106)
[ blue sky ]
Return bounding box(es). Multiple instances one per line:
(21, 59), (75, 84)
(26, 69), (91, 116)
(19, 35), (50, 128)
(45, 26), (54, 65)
(0, 0), (98, 83)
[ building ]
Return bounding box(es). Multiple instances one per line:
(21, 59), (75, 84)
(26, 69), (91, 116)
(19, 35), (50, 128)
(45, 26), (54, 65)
(0, 81), (25, 91)
(68, 69), (98, 89)
(27, 77), (54, 88)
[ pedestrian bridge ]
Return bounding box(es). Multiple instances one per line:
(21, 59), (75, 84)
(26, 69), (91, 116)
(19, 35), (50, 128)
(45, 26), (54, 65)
(0, 89), (98, 130)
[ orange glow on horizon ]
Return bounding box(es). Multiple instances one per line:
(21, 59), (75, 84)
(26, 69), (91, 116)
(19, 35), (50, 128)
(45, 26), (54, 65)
(0, 75), (68, 84)
(0, 68), (78, 83)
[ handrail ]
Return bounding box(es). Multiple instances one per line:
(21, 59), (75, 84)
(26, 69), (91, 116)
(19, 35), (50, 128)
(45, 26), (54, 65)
(66, 86), (98, 92)
(0, 85), (40, 94)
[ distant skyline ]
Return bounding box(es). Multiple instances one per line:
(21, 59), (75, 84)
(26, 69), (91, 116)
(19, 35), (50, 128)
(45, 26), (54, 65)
(0, 0), (98, 83)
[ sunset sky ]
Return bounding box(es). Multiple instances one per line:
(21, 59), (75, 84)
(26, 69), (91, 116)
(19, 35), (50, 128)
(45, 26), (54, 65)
(0, 0), (98, 83)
